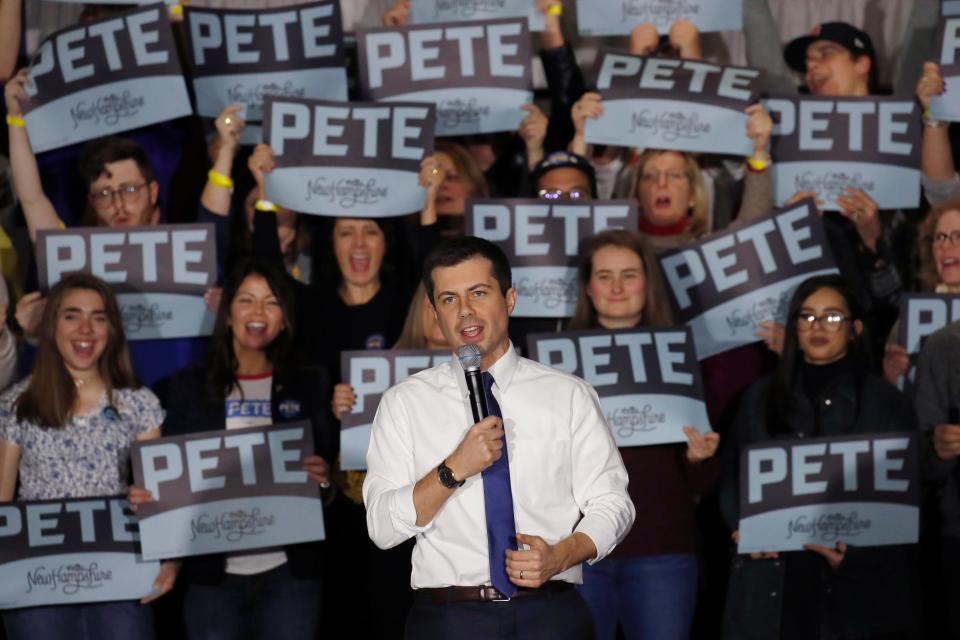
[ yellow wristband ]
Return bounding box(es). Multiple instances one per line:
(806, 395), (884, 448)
(207, 169), (234, 190)
(6, 114), (25, 128)
(546, 3), (563, 16)
(747, 156), (769, 173)
(255, 199), (279, 212)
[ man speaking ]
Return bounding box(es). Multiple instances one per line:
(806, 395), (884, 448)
(364, 236), (634, 638)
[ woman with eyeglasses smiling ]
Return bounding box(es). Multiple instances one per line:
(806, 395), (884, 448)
(882, 199), (960, 386)
(718, 274), (921, 640)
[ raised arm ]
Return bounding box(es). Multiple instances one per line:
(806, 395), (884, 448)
(0, 0), (23, 82)
(5, 68), (63, 241)
(200, 104), (246, 217)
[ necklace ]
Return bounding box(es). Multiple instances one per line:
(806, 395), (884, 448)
(73, 378), (84, 388)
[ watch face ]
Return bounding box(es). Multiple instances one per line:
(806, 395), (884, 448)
(438, 464), (461, 488)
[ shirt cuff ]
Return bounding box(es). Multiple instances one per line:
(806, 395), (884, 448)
(389, 482), (434, 538)
(921, 172), (960, 206)
(574, 516), (619, 565)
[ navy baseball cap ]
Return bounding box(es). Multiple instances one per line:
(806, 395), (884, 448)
(784, 22), (876, 74)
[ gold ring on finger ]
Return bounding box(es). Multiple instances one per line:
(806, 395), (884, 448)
(430, 166), (440, 176)
(224, 117), (232, 125)
(519, 570), (524, 580)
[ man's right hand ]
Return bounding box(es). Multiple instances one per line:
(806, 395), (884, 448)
(446, 416), (504, 481)
(4, 68), (30, 118)
(933, 424), (960, 461)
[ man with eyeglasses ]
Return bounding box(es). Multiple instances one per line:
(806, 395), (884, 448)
(530, 151), (596, 202)
(5, 72), (229, 387)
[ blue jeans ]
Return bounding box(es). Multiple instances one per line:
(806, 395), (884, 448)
(182, 562), (321, 640)
(578, 553), (698, 640)
(3, 600), (153, 640)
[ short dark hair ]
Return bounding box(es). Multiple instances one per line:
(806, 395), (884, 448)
(77, 136), (156, 189)
(422, 236), (512, 306)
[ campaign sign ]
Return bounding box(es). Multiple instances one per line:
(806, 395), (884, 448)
(184, 2), (348, 123)
(897, 294), (960, 392)
(765, 95), (921, 210)
(946, 2), (960, 18)
(0, 496), (159, 609)
(36, 224), (217, 341)
(738, 433), (920, 553)
(576, 0), (743, 37)
(467, 199), (639, 317)
(262, 97), (435, 217)
(930, 18), (960, 121)
(131, 422), (325, 560)
(340, 350), (452, 470)
(528, 327), (711, 447)
(409, 0), (544, 31)
(22, 4), (192, 153)
(585, 50), (761, 155)
(357, 18), (533, 136)
(658, 199), (837, 359)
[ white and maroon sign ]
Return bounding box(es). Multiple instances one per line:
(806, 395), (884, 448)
(0, 496), (159, 609)
(262, 97), (435, 217)
(357, 18), (533, 136)
(409, 0), (545, 30)
(658, 199), (837, 359)
(131, 422), (325, 560)
(738, 433), (920, 553)
(36, 224), (217, 341)
(576, 0), (743, 37)
(765, 95), (921, 210)
(23, 4), (192, 152)
(340, 350), (452, 469)
(468, 198), (639, 317)
(528, 327), (711, 446)
(184, 2), (347, 125)
(585, 50), (762, 155)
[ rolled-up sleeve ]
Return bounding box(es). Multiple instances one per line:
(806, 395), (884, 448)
(363, 388), (434, 549)
(569, 384), (635, 563)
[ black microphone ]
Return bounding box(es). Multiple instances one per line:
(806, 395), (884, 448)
(458, 344), (489, 423)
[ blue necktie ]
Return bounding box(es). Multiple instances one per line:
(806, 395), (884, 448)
(481, 371), (517, 597)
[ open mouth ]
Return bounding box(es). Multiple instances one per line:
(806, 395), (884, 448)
(941, 257), (959, 269)
(459, 324), (483, 342)
(72, 340), (96, 358)
(654, 196), (672, 209)
(245, 322), (267, 336)
(349, 255), (371, 273)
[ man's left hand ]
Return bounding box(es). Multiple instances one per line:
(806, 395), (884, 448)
(506, 533), (567, 588)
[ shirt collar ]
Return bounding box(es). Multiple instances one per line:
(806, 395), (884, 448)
(486, 341), (520, 393)
(448, 341), (520, 396)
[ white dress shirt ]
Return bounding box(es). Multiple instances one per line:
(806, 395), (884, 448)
(363, 344), (635, 589)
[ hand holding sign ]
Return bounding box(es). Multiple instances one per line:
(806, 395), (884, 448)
(745, 103), (773, 160)
(882, 343), (910, 386)
(933, 423), (960, 460)
(519, 104), (549, 168)
(835, 188), (882, 253)
(14, 291), (45, 339)
(4, 68), (30, 118)
(683, 426), (719, 462)
(804, 541), (847, 569)
(214, 104), (246, 151)
(302, 455), (331, 488)
(141, 560), (181, 604)
(630, 22), (660, 56)
(382, 0), (410, 27)
(248, 143), (276, 201)
(669, 19), (702, 60)
(332, 382), (357, 420)
(916, 62), (946, 112)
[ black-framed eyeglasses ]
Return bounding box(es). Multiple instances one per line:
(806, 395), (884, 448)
(796, 311), (851, 332)
(88, 183), (148, 209)
(537, 188), (590, 201)
(932, 230), (960, 247)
